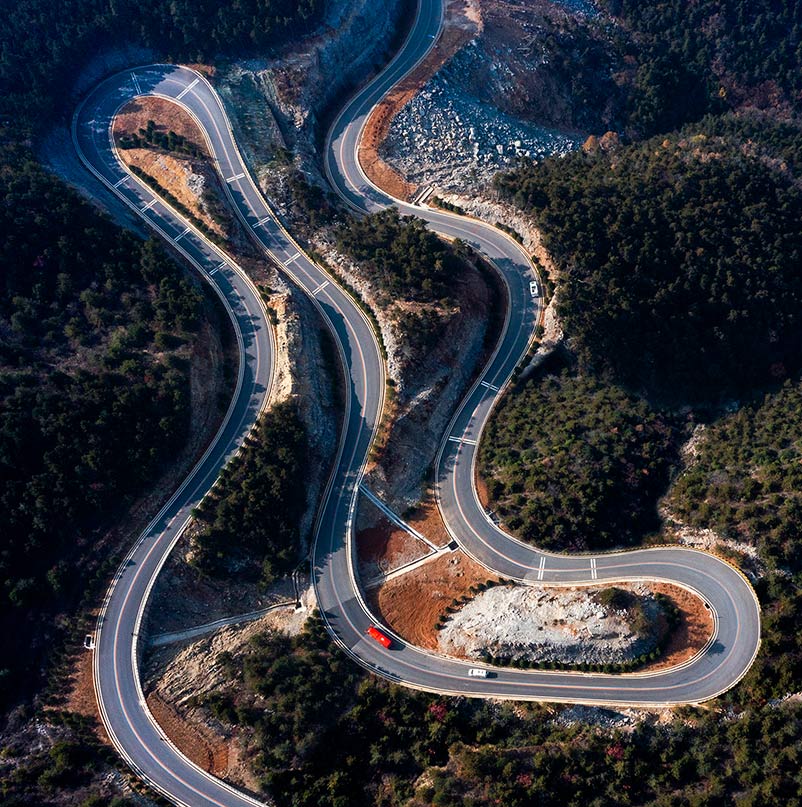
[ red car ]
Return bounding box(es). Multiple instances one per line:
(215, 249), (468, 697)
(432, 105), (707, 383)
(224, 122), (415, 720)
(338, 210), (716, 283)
(366, 625), (392, 648)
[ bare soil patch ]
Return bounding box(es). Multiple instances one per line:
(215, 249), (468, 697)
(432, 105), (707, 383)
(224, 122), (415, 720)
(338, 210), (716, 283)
(404, 497), (452, 547)
(370, 551), (497, 649)
(642, 582), (715, 672)
(357, 514), (430, 580)
(147, 692), (230, 777)
(359, 0), (480, 199)
(59, 649), (100, 724)
(114, 96), (209, 155)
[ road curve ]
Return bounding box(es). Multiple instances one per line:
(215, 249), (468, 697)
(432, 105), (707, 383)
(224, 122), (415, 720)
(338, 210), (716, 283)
(324, 0), (761, 703)
(71, 1), (761, 804)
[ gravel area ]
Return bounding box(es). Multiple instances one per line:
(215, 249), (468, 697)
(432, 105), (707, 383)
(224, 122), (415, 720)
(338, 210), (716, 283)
(381, 41), (580, 191)
(438, 583), (663, 665)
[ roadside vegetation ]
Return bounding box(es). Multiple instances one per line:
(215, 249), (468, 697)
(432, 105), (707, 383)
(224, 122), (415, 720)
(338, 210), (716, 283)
(191, 401), (308, 584)
(484, 116), (802, 558)
(0, 711), (140, 807)
(334, 208), (491, 368)
(193, 613), (802, 807)
(480, 359), (681, 551)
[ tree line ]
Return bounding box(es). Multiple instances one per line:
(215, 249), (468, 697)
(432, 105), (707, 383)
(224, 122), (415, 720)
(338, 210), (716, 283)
(0, 0), (326, 138)
(0, 147), (203, 709)
(191, 401), (308, 585)
(335, 208), (459, 306)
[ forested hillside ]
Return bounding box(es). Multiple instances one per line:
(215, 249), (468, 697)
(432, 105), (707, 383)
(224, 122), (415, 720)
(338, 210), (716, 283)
(600, 0), (802, 135)
(533, 0), (802, 139)
(335, 208), (459, 304)
(0, 148), (205, 708)
(670, 381), (802, 575)
(0, 0), (326, 137)
(496, 116), (802, 404)
(480, 361), (681, 551)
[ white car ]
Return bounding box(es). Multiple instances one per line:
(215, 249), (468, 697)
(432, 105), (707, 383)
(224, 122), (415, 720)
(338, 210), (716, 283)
(530, 280), (539, 297)
(468, 668), (489, 678)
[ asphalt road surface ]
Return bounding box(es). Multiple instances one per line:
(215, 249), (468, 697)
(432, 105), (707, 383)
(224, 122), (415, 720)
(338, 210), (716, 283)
(72, 1), (761, 803)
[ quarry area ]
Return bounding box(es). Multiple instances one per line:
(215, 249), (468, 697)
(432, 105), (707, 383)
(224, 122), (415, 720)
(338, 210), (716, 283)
(381, 46), (580, 191)
(374, 0), (604, 196)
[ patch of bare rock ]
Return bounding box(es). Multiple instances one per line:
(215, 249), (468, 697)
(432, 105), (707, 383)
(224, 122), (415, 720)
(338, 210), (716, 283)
(438, 583), (665, 666)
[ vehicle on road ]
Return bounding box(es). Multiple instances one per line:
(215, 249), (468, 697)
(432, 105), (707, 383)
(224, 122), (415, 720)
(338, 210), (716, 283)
(367, 625), (392, 648)
(530, 280), (539, 297)
(468, 668), (488, 678)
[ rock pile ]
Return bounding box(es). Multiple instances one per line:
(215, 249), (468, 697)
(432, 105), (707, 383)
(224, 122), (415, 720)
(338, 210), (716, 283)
(381, 42), (579, 192)
(438, 583), (663, 666)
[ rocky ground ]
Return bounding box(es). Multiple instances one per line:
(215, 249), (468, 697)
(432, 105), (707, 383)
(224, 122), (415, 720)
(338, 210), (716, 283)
(377, 0), (609, 195)
(438, 583), (664, 666)
(142, 587), (314, 790)
(325, 244), (504, 511)
(213, 0), (409, 218)
(382, 56), (579, 191)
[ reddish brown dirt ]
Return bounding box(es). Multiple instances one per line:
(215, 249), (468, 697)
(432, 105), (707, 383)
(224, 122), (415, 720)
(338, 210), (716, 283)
(404, 496), (452, 547)
(642, 582), (715, 672)
(60, 647), (100, 721)
(184, 63), (216, 78)
(370, 551), (498, 649)
(357, 515), (430, 577)
(358, 0), (479, 200)
(114, 96), (209, 155)
(147, 692), (230, 777)
(46, 643), (113, 749)
(474, 470), (490, 511)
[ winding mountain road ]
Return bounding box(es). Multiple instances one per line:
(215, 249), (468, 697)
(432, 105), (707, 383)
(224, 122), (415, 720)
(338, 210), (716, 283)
(71, 1), (761, 804)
